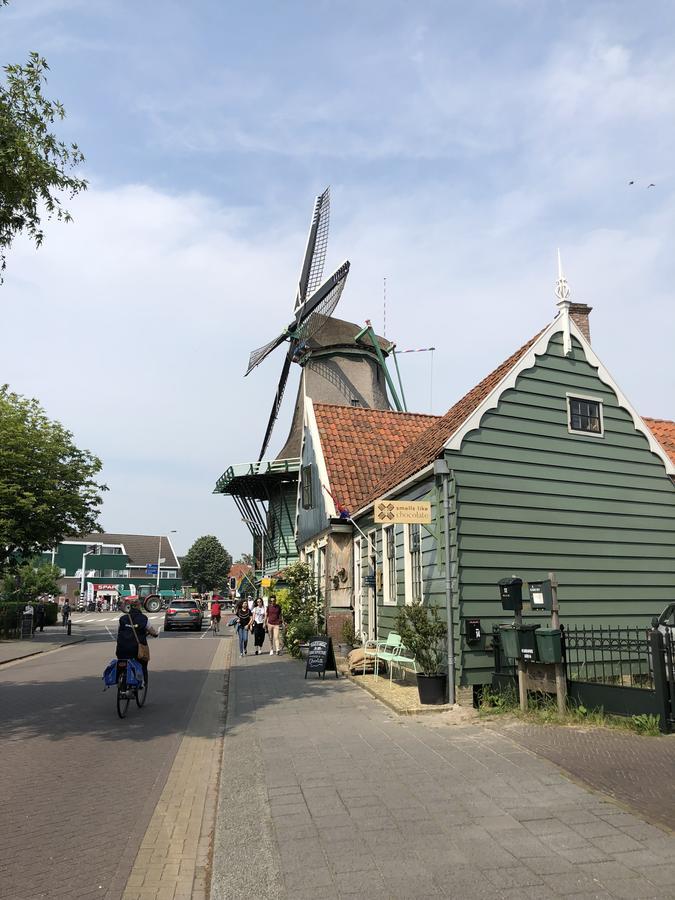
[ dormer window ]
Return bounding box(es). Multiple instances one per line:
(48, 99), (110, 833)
(567, 394), (604, 437)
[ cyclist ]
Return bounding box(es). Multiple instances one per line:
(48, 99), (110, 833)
(116, 597), (158, 683)
(210, 598), (222, 633)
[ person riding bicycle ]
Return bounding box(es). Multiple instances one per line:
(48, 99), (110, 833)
(116, 598), (158, 682)
(210, 598), (222, 632)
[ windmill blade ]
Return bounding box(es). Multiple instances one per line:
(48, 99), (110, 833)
(295, 260), (350, 343)
(295, 186), (330, 312)
(258, 349), (293, 461)
(245, 330), (289, 376)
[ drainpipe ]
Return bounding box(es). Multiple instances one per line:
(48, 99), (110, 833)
(434, 458), (456, 705)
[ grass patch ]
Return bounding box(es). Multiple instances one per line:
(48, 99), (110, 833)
(478, 688), (663, 736)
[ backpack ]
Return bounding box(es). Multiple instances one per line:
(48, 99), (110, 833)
(102, 659), (118, 688)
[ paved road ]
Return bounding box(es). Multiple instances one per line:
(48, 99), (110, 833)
(0, 617), (222, 900)
(213, 652), (675, 900)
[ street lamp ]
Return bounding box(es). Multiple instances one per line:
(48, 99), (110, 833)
(241, 518), (264, 575)
(157, 530), (177, 591)
(80, 543), (102, 602)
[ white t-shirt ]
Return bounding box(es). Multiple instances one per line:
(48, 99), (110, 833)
(253, 606), (266, 625)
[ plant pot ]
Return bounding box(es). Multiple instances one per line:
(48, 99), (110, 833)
(416, 673), (447, 705)
(298, 643), (310, 660)
(338, 643), (350, 656)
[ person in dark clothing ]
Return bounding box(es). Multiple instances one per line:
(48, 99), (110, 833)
(235, 599), (252, 657)
(34, 601), (46, 632)
(116, 598), (158, 682)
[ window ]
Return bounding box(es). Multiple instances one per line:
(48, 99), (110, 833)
(383, 526), (397, 605)
(567, 394), (604, 437)
(409, 523), (422, 603)
(160, 570), (176, 579)
(301, 464), (314, 509)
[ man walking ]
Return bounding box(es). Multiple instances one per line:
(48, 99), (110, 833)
(265, 595), (283, 655)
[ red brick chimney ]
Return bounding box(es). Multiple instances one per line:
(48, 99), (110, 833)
(569, 303), (592, 344)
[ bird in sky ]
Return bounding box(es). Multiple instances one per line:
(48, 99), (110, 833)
(648, 183), (656, 188)
(628, 180), (634, 185)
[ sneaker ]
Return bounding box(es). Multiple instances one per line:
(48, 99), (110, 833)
(269, 650), (274, 655)
(255, 649), (259, 655)
(240, 652), (244, 658)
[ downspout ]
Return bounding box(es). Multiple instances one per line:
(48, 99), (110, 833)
(434, 457), (456, 705)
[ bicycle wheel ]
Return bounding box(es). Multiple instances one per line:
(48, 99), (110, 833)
(135, 669), (148, 708)
(117, 676), (130, 719)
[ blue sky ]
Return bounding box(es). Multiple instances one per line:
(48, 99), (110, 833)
(2, 0), (675, 557)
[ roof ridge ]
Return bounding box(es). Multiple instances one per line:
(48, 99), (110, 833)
(312, 402), (439, 421)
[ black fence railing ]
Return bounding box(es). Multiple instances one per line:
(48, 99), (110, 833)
(562, 624), (653, 690)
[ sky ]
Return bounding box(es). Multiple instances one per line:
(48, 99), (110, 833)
(2, 0), (675, 558)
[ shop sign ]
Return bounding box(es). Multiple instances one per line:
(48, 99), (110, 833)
(373, 499), (432, 524)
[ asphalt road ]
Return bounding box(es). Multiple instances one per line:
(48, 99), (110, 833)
(0, 616), (223, 900)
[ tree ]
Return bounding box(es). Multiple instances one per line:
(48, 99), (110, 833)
(181, 536), (232, 594)
(1, 7), (87, 280)
(0, 385), (106, 572)
(235, 553), (254, 568)
(2, 561), (61, 602)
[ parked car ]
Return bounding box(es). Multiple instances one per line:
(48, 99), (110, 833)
(164, 600), (203, 632)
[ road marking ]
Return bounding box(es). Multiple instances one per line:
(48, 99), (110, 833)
(104, 625), (116, 641)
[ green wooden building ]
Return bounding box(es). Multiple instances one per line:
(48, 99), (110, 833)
(298, 289), (675, 692)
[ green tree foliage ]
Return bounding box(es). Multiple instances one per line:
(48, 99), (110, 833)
(1, 560), (61, 602)
(0, 15), (87, 279)
(181, 536), (232, 593)
(235, 553), (254, 568)
(0, 385), (105, 572)
(277, 561), (322, 656)
(395, 601), (447, 675)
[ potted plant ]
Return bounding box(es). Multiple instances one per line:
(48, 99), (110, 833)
(338, 618), (357, 656)
(396, 601), (447, 704)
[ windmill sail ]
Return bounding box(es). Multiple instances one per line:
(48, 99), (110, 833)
(296, 262), (349, 344)
(245, 331), (288, 377)
(258, 350), (293, 461)
(295, 186), (330, 312)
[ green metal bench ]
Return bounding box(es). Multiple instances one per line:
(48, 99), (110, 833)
(363, 631), (417, 685)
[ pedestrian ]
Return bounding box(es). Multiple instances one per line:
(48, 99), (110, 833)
(235, 598), (252, 657)
(265, 595), (284, 655)
(35, 600), (46, 633)
(61, 599), (71, 627)
(251, 598), (266, 654)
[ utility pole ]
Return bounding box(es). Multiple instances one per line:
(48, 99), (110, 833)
(549, 571), (567, 714)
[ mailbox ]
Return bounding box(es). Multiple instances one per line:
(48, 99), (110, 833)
(528, 579), (553, 611)
(466, 618), (482, 644)
(498, 577), (523, 611)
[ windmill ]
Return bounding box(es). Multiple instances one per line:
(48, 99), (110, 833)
(245, 187), (350, 460)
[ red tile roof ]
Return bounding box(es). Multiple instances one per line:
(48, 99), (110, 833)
(312, 404), (439, 514)
(361, 331), (544, 507)
(643, 418), (675, 466)
(229, 563), (252, 582)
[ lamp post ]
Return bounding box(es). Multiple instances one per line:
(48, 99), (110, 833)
(241, 518), (264, 576)
(80, 544), (102, 602)
(157, 530), (177, 591)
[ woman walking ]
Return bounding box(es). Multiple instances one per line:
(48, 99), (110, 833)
(251, 598), (266, 654)
(235, 598), (252, 657)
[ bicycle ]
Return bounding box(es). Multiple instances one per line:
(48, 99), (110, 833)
(210, 612), (221, 635)
(116, 659), (148, 719)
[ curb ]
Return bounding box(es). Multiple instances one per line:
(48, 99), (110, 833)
(0, 636), (86, 667)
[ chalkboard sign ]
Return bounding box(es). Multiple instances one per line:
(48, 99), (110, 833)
(304, 635), (338, 679)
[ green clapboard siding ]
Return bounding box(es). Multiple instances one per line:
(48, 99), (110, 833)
(452, 332), (675, 684)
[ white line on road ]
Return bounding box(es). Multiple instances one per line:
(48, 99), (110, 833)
(105, 625), (116, 641)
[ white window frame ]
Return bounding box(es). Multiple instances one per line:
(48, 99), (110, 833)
(382, 525), (397, 606)
(354, 537), (362, 637)
(566, 392), (604, 438)
(404, 523), (423, 605)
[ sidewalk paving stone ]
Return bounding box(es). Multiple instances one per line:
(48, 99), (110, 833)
(211, 650), (675, 899)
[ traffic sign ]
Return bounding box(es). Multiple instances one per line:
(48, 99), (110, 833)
(145, 564), (158, 574)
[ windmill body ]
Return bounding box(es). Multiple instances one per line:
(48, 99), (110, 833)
(214, 188), (395, 578)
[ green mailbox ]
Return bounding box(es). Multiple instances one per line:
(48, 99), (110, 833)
(498, 625), (520, 660)
(535, 628), (562, 664)
(498, 624), (540, 661)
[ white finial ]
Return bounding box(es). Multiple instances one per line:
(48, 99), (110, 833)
(555, 248), (572, 356)
(555, 248), (571, 302)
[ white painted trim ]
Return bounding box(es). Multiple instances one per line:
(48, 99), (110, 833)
(381, 525), (397, 606)
(566, 394), (604, 438)
(305, 398), (337, 519)
(442, 317), (675, 476)
(353, 536), (363, 637)
(403, 525), (413, 606)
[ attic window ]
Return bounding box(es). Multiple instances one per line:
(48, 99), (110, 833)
(567, 394), (604, 437)
(301, 464), (314, 509)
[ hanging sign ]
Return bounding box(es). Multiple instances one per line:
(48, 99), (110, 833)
(304, 635), (339, 680)
(374, 499), (432, 524)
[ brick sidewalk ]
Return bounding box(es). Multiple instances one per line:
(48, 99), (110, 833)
(212, 651), (675, 900)
(122, 634), (232, 900)
(0, 630), (84, 665)
(487, 720), (675, 833)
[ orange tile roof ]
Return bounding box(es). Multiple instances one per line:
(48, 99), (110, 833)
(361, 331), (544, 507)
(643, 418), (675, 466)
(313, 404), (439, 514)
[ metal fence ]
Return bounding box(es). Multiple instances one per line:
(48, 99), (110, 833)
(562, 624), (654, 690)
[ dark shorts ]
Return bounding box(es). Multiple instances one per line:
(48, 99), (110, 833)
(211, 614), (221, 622)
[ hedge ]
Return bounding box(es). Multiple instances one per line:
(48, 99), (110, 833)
(0, 603), (25, 639)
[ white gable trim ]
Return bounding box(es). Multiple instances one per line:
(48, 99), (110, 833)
(304, 399), (337, 519)
(443, 317), (675, 476)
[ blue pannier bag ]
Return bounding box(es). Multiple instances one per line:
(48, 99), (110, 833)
(102, 659), (118, 688)
(126, 658), (144, 687)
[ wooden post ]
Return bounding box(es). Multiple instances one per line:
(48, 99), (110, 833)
(515, 606), (528, 712)
(548, 571), (567, 714)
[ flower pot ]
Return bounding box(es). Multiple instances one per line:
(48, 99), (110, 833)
(416, 673), (447, 705)
(298, 643), (310, 660)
